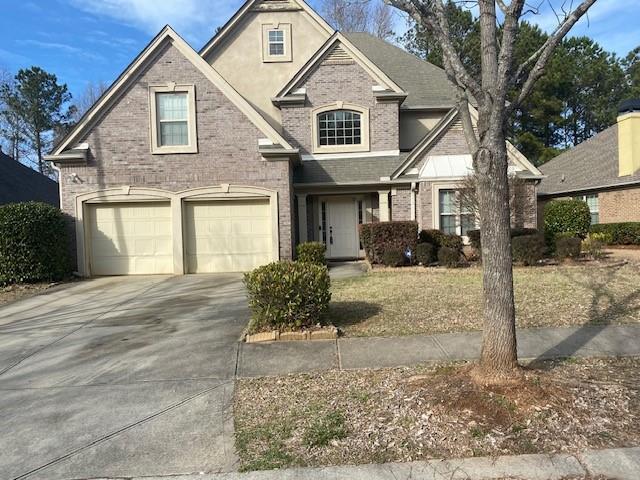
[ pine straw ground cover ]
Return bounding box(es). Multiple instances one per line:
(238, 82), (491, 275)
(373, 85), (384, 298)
(330, 263), (640, 337)
(234, 357), (640, 472)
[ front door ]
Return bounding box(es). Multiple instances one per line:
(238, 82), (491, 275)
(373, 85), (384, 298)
(321, 197), (359, 259)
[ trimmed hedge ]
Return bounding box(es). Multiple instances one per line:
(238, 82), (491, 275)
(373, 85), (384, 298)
(415, 242), (436, 265)
(382, 248), (406, 267)
(467, 228), (539, 251)
(555, 234), (582, 259)
(359, 221), (418, 264)
(418, 229), (463, 259)
(0, 202), (71, 285)
(243, 261), (331, 333)
(544, 200), (591, 244)
(438, 246), (461, 267)
(296, 241), (326, 265)
(512, 234), (546, 266)
(590, 222), (640, 245)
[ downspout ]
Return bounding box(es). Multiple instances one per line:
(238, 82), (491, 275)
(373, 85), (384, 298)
(410, 182), (417, 222)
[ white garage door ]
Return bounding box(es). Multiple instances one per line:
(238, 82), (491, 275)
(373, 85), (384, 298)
(184, 199), (273, 273)
(88, 202), (173, 275)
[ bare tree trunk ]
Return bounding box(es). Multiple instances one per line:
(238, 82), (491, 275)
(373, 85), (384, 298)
(35, 131), (43, 173)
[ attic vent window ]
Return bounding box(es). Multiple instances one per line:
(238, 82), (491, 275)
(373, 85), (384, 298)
(262, 24), (292, 62)
(268, 30), (285, 56)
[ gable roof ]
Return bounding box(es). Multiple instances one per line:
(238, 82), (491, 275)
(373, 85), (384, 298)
(344, 32), (458, 110)
(0, 151), (59, 206)
(52, 25), (294, 157)
(275, 32), (406, 100)
(538, 124), (640, 196)
(199, 0), (334, 59)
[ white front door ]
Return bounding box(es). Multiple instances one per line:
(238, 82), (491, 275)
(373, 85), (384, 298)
(321, 197), (359, 259)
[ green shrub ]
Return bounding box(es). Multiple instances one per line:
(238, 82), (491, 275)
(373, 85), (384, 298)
(0, 202), (71, 285)
(582, 233), (609, 259)
(418, 229), (445, 247)
(441, 233), (463, 252)
(415, 242), (436, 265)
(555, 234), (582, 260)
(544, 200), (591, 245)
(296, 241), (326, 265)
(359, 221), (418, 264)
(468, 228), (538, 251)
(511, 234), (546, 266)
(438, 246), (461, 267)
(381, 248), (406, 267)
(590, 222), (640, 245)
(243, 261), (331, 333)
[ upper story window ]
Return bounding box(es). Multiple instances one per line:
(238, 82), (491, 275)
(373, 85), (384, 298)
(312, 103), (369, 154)
(262, 24), (292, 62)
(149, 84), (197, 154)
(574, 193), (599, 224)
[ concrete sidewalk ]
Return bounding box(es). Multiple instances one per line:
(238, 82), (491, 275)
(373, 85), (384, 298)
(118, 446), (640, 479)
(237, 324), (640, 377)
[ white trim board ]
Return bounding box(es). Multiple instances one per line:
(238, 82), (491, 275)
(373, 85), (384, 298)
(301, 150), (400, 161)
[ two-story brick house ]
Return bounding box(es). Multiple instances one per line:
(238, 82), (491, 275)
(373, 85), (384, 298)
(47, 0), (542, 276)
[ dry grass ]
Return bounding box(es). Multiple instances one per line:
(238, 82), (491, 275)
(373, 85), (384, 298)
(329, 263), (640, 337)
(0, 282), (56, 306)
(234, 357), (640, 472)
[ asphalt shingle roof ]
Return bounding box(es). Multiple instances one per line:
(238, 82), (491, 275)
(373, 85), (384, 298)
(538, 124), (640, 196)
(294, 154), (409, 185)
(344, 32), (457, 109)
(0, 150), (59, 206)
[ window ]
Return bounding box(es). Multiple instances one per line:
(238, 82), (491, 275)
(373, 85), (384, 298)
(149, 84), (197, 154)
(262, 24), (292, 62)
(574, 194), (599, 224)
(312, 103), (370, 153)
(268, 30), (285, 56)
(439, 189), (478, 237)
(318, 110), (361, 146)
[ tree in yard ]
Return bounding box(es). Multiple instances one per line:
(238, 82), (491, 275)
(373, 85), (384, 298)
(321, 0), (396, 40)
(384, 0), (597, 383)
(70, 80), (109, 122)
(624, 46), (640, 100)
(0, 68), (28, 162)
(0, 67), (72, 173)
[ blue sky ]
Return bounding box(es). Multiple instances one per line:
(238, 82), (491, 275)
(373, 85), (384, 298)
(0, 0), (639, 102)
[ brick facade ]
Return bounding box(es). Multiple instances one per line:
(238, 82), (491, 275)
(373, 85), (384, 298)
(281, 57), (399, 155)
(57, 42), (294, 261)
(599, 186), (640, 223)
(413, 118), (469, 171)
(390, 188), (412, 221)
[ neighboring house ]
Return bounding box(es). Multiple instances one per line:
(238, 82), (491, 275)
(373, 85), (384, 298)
(538, 99), (640, 226)
(46, 0), (541, 277)
(0, 148), (59, 207)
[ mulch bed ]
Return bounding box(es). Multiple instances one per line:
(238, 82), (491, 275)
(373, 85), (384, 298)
(0, 282), (56, 306)
(234, 357), (640, 472)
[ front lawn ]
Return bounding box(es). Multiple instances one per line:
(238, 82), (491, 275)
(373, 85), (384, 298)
(234, 357), (640, 472)
(330, 264), (640, 337)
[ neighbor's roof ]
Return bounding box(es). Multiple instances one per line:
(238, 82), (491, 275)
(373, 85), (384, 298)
(294, 154), (409, 185)
(538, 124), (640, 196)
(0, 151), (59, 206)
(344, 32), (457, 110)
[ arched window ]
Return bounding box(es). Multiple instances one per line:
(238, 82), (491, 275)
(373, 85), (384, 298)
(318, 110), (362, 146)
(312, 103), (369, 153)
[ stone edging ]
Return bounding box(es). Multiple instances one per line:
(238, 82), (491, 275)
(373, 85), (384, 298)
(245, 327), (338, 343)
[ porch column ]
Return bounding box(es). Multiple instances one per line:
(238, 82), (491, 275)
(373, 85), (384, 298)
(297, 194), (308, 243)
(378, 190), (390, 222)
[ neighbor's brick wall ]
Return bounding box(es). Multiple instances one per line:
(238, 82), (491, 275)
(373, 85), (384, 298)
(391, 188), (412, 221)
(599, 186), (640, 223)
(281, 59), (399, 155)
(57, 41), (294, 261)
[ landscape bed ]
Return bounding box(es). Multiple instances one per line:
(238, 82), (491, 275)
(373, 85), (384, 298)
(234, 357), (640, 472)
(329, 264), (640, 337)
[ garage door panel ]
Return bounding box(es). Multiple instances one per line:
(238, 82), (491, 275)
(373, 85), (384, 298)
(185, 199), (273, 273)
(88, 203), (172, 276)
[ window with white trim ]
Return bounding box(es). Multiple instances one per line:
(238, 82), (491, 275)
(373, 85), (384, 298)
(268, 30), (285, 56)
(318, 110), (362, 146)
(149, 84), (197, 154)
(261, 24), (292, 62)
(439, 189), (477, 237)
(574, 194), (599, 224)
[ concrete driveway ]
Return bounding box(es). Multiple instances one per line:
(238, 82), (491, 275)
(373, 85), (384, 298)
(0, 274), (248, 480)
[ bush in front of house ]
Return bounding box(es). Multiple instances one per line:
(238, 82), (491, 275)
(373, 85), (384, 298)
(415, 242), (436, 265)
(555, 234), (582, 260)
(512, 234), (546, 266)
(296, 241), (326, 265)
(382, 248), (406, 267)
(359, 221), (418, 265)
(438, 246), (461, 268)
(544, 200), (591, 246)
(243, 261), (331, 333)
(590, 222), (640, 245)
(418, 229), (463, 259)
(582, 232), (610, 259)
(0, 202), (71, 285)
(468, 228), (540, 252)
(418, 229), (445, 247)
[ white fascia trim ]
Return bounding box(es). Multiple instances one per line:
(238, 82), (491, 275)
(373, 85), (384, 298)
(54, 26), (293, 156)
(301, 149), (400, 161)
(258, 138), (275, 146)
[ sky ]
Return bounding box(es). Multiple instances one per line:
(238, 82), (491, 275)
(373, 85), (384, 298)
(0, 0), (639, 102)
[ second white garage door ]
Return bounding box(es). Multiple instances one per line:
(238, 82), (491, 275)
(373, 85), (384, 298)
(184, 199), (273, 273)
